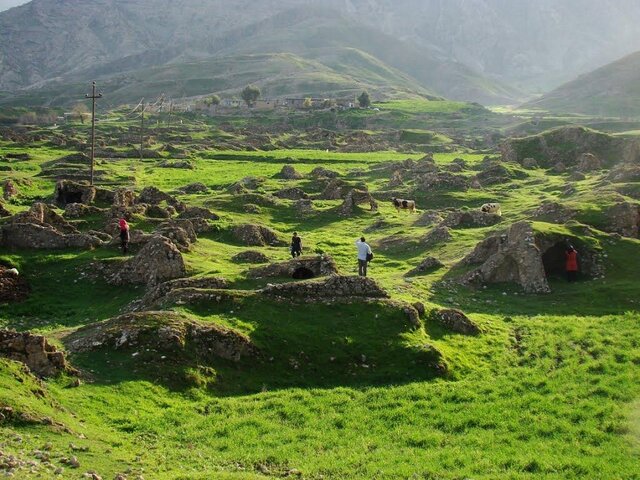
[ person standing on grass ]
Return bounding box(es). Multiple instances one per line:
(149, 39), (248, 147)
(291, 231), (303, 258)
(565, 245), (578, 282)
(355, 236), (373, 277)
(119, 218), (130, 255)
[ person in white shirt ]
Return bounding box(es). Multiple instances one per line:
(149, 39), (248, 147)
(355, 236), (372, 277)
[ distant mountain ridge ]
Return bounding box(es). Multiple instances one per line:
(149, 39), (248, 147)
(2, 0), (640, 106)
(525, 51), (640, 118)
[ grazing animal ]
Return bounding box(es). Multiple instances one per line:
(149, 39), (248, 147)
(481, 203), (502, 216)
(5, 268), (19, 276)
(392, 197), (416, 213)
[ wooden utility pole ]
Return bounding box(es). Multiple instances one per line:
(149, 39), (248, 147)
(85, 81), (102, 186)
(139, 99), (145, 161)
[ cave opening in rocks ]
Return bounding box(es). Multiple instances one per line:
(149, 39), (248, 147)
(292, 267), (315, 280)
(542, 242), (575, 279)
(57, 189), (83, 206)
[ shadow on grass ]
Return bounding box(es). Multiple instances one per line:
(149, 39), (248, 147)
(66, 297), (445, 397)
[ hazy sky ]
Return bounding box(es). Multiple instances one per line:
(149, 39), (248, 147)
(0, 0), (29, 12)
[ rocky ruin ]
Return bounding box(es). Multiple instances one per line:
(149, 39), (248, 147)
(456, 221), (604, 293)
(108, 236), (186, 286)
(605, 202), (640, 238)
(336, 189), (378, 216)
(54, 180), (96, 207)
(232, 224), (285, 246)
(232, 251), (270, 264)
(276, 164), (303, 180)
(0, 330), (74, 377)
(406, 257), (444, 276)
(130, 276), (229, 311)
(261, 275), (389, 300)
(65, 312), (259, 363)
(247, 255), (338, 280)
(439, 210), (502, 229)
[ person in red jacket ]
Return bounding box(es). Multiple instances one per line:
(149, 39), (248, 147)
(565, 245), (578, 282)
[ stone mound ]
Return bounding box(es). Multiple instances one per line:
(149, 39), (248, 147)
(276, 165), (303, 180)
(131, 276), (229, 311)
(232, 251), (270, 264)
(428, 309), (480, 335)
(54, 180), (96, 207)
(605, 202), (640, 238)
(63, 203), (106, 219)
(319, 178), (348, 200)
(158, 160), (194, 169)
(3, 180), (18, 199)
(232, 224), (285, 246)
(176, 182), (209, 194)
(414, 211), (445, 227)
(576, 152), (602, 172)
(227, 176), (265, 194)
(473, 163), (520, 186)
(336, 189), (377, 216)
(406, 257), (444, 276)
(261, 275), (388, 300)
(137, 186), (182, 209)
(274, 187), (309, 200)
(108, 236), (186, 286)
(456, 221), (604, 293)
(65, 312), (258, 363)
(607, 165), (640, 183)
(439, 210), (502, 229)
(422, 226), (452, 247)
(178, 206), (219, 221)
(528, 202), (576, 223)
(0, 266), (30, 302)
(1, 330), (74, 377)
(310, 167), (339, 178)
(155, 220), (198, 251)
(1, 203), (104, 250)
(247, 255), (338, 279)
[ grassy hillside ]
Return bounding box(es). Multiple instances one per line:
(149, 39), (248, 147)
(525, 51), (640, 118)
(1, 107), (640, 478)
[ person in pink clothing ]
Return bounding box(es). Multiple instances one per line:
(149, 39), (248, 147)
(119, 218), (130, 254)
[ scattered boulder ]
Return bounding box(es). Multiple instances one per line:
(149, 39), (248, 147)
(232, 251), (270, 264)
(108, 236), (186, 286)
(247, 255), (338, 279)
(3, 180), (18, 200)
(232, 224), (285, 246)
(406, 257), (444, 276)
(65, 312), (259, 363)
(428, 309), (480, 335)
(178, 206), (219, 221)
(54, 180), (96, 207)
(1, 330), (74, 377)
(276, 165), (303, 180)
(261, 275), (388, 301)
(0, 265), (29, 302)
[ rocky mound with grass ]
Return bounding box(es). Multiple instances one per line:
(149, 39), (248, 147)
(232, 224), (286, 246)
(247, 255), (338, 280)
(427, 309), (481, 335)
(500, 126), (640, 169)
(65, 312), (259, 363)
(108, 236), (185, 286)
(261, 275), (388, 301)
(406, 257), (444, 276)
(276, 165), (303, 180)
(439, 210), (502, 229)
(130, 276), (229, 311)
(232, 251), (270, 264)
(0, 330), (74, 377)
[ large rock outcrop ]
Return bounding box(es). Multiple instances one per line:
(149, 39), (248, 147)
(457, 222), (551, 293)
(0, 330), (74, 377)
(108, 236), (186, 286)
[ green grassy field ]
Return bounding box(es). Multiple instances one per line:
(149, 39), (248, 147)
(1, 108), (640, 479)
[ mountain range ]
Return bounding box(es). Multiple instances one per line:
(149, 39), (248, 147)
(2, 0), (640, 107)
